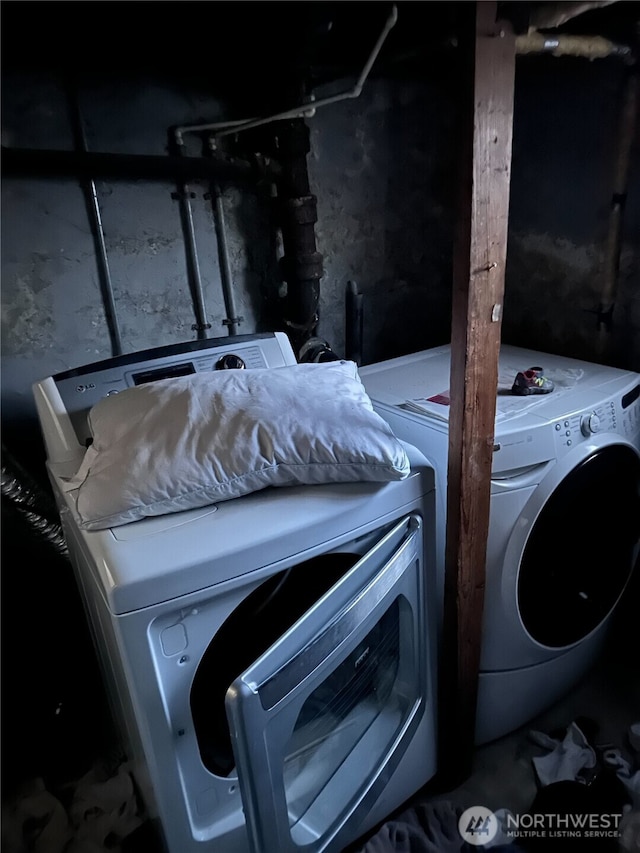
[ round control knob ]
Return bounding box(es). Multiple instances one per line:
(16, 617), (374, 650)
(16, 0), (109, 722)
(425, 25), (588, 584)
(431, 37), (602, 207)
(580, 412), (601, 436)
(215, 353), (246, 370)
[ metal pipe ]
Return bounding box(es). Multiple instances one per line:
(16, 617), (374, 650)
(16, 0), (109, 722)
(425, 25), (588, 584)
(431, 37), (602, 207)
(173, 4), (398, 145)
(86, 182), (124, 353)
(210, 177), (243, 336)
(67, 85), (123, 356)
(170, 138), (211, 339)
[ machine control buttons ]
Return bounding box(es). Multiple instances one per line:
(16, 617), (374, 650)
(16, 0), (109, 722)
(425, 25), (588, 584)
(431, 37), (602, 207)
(580, 412), (601, 436)
(215, 354), (246, 370)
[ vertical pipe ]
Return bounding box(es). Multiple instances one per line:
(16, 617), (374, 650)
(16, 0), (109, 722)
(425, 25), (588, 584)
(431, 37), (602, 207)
(170, 135), (211, 340)
(210, 172), (243, 336)
(345, 280), (364, 365)
(66, 84), (123, 356)
(274, 118), (323, 357)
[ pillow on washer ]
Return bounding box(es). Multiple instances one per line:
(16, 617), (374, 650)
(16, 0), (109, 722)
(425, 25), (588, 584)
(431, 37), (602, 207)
(68, 360), (410, 530)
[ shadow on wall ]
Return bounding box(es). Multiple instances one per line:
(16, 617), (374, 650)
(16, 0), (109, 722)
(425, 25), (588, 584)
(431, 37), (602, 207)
(503, 230), (639, 371)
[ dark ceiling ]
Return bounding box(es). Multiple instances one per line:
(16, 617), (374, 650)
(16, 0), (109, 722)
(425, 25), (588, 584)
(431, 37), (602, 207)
(0, 2), (453, 76)
(2, 1), (639, 93)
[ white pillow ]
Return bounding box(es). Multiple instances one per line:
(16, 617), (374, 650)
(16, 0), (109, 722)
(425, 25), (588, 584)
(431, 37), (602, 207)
(68, 360), (410, 530)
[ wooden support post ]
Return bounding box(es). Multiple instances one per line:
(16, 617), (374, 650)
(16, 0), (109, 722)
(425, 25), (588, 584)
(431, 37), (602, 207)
(439, 1), (516, 785)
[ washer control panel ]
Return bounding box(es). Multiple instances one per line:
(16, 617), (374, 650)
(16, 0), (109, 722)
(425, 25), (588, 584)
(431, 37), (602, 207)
(553, 382), (640, 453)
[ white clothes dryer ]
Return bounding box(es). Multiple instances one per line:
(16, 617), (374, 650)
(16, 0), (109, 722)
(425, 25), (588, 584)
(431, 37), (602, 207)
(359, 343), (640, 744)
(32, 333), (438, 853)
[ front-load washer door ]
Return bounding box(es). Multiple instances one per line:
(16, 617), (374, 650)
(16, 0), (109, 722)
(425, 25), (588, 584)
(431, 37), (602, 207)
(225, 515), (430, 853)
(518, 443), (640, 648)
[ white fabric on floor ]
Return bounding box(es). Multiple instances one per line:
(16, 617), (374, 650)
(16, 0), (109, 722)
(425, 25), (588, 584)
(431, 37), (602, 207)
(529, 721), (596, 786)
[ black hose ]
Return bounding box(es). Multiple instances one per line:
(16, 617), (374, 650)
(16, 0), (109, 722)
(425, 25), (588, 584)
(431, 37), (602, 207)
(1, 445), (68, 558)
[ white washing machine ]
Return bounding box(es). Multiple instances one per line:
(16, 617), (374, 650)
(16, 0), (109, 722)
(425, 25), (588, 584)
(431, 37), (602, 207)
(360, 343), (640, 744)
(32, 332), (438, 853)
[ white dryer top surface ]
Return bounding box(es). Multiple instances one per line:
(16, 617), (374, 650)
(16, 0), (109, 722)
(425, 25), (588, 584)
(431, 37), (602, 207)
(55, 443), (433, 615)
(360, 344), (640, 436)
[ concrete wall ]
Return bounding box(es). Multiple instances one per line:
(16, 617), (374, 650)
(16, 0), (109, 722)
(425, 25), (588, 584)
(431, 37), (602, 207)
(2, 45), (639, 476)
(503, 56), (640, 370)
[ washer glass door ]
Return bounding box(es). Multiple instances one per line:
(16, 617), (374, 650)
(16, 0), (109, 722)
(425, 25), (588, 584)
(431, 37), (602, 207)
(225, 514), (429, 853)
(518, 444), (640, 648)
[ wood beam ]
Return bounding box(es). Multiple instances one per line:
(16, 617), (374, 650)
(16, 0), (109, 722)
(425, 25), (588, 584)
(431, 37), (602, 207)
(439, 0), (516, 785)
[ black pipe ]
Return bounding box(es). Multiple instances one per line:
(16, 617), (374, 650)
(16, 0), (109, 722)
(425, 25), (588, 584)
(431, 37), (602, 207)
(169, 135), (211, 339)
(1, 146), (279, 185)
(345, 280), (364, 365)
(66, 84), (123, 356)
(274, 119), (323, 356)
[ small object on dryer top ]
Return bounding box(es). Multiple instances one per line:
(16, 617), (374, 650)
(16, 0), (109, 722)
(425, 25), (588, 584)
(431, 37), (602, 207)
(511, 366), (554, 396)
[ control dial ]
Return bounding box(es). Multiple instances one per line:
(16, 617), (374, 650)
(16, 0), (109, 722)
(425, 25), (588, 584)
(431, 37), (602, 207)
(580, 412), (601, 436)
(215, 353), (246, 370)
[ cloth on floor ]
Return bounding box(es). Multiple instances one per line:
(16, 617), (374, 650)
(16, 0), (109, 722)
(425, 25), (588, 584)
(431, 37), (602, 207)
(601, 748), (640, 809)
(1, 777), (74, 853)
(486, 809), (520, 848)
(65, 761), (143, 851)
(353, 801), (465, 853)
(0, 761), (144, 853)
(618, 809), (640, 852)
(628, 722), (640, 754)
(352, 800), (526, 853)
(516, 776), (631, 853)
(529, 720), (597, 786)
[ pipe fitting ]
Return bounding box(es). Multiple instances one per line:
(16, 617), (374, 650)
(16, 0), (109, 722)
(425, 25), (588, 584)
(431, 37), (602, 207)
(283, 195), (318, 225)
(298, 336), (341, 363)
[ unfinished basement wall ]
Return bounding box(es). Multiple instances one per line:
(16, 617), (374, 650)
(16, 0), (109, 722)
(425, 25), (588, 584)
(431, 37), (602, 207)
(309, 78), (457, 364)
(503, 55), (640, 372)
(1, 67), (457, 475)
(0, 70), (276, 470)
(2, 47), (639, 479)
